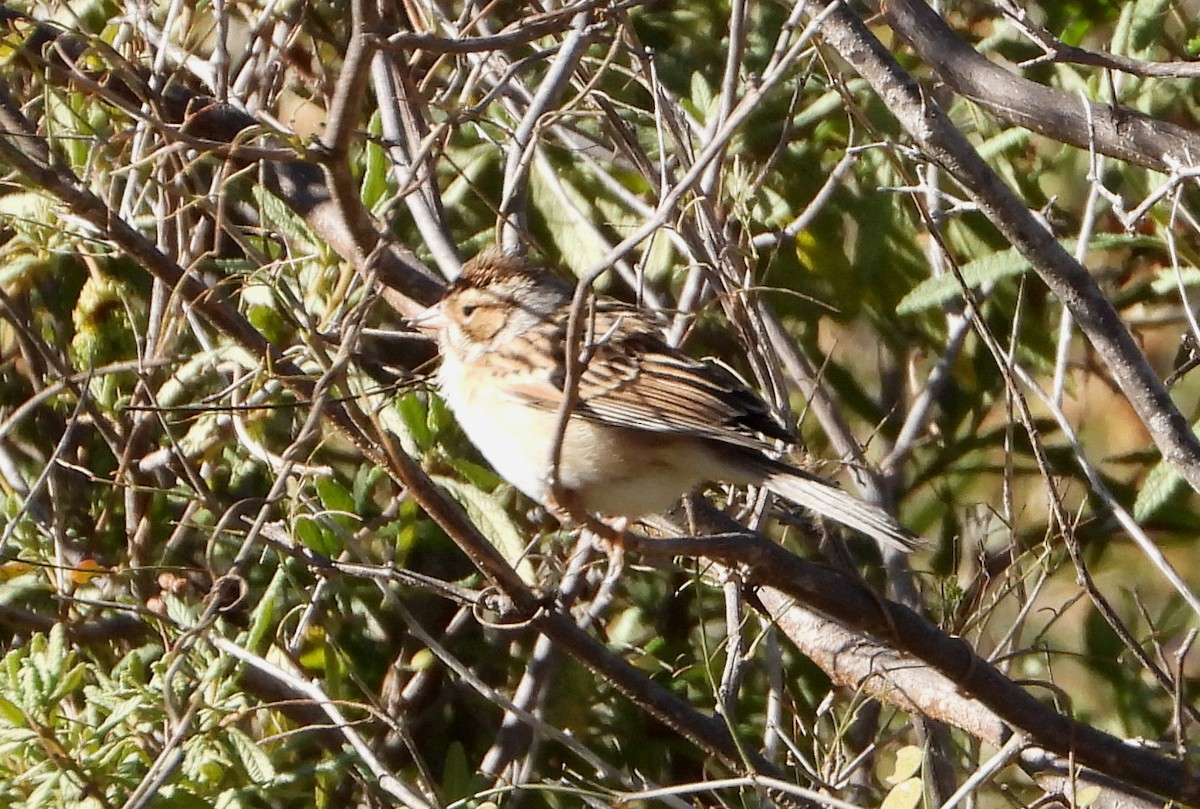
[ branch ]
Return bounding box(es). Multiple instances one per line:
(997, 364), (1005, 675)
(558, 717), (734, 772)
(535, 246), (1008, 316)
(0, 84), (816, 802)
(0, 10), (445, 314)
(379, 0), (608, 55)
(625, 528), (1200, 806)
(869, 0), (1200, 174)
(805, 0), (1200, 495)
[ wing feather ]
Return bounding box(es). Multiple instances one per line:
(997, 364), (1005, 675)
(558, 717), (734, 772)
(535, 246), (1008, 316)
(503, 302), (794, 452)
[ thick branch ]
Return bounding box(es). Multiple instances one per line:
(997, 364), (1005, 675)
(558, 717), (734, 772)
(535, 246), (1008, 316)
(869, 0), (1200, 174)
(807, 1), (1200, 494)
(625, 530), (1200, 806)
(0, 11), (445, 313)
(0, 89), (812, 802)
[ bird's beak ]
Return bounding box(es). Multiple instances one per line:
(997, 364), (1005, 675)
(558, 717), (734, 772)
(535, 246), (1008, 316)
(408, 301), (448, 334)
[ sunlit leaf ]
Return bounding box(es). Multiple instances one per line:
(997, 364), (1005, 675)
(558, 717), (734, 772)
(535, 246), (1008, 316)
(1133, 455), (1184, 522)
(432, 474), (536, 583)
(897, 234), (1159, 314)
(880, 778), (923, 809)
(228, 726), (277, 783)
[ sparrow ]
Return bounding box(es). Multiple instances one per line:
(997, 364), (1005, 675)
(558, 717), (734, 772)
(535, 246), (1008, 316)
(414, 248), (916, 552)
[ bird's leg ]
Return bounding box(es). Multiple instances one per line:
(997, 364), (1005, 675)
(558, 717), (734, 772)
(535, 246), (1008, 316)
(543, 483), (628, 567)
(584, 516), (627, 584)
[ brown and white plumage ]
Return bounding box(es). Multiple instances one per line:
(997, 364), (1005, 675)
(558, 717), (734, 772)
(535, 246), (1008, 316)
(417, 248), (916, 552)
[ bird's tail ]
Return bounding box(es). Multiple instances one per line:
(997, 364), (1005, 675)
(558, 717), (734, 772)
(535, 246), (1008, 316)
(763, 470), (919, 553)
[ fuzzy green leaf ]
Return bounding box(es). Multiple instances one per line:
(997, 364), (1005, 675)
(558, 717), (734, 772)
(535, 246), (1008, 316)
(228, 726), (277, 783)
(898, 234), (1159, 314)
(432, 474), (536, 583)
(1133, 456), (1185, 522)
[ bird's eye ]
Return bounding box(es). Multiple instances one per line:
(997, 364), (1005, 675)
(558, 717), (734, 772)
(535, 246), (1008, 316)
(460, 304), (479, 318)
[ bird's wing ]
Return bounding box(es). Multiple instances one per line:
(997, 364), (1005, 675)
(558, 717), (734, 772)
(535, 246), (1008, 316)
(504, 303), (793, 452)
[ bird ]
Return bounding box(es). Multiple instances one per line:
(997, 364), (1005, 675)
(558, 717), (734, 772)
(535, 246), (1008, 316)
(413, 247), (916, 552)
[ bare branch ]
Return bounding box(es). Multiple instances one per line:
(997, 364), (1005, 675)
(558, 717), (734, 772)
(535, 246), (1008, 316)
(807, 0), (1200, 494)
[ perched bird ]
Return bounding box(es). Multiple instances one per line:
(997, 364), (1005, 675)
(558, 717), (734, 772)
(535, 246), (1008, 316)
(415, 248), (916, 552)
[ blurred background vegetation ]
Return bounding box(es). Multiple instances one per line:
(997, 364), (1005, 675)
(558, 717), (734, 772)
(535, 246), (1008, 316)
(0, 0), (1199, 806)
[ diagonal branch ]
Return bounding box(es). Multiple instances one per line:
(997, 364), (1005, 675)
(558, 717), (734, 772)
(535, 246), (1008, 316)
(869, 0), (1200, 174)
(806, 0), (1200, 495)
(624, 527), (1200, 807)
(0, 83), (810, 803)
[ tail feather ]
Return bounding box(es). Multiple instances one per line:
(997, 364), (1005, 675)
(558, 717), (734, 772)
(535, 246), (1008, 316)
(763, 470), (919, 553)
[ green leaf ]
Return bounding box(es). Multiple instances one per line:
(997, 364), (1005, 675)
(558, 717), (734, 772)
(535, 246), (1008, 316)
(0, 695), (26, 727)
(880, 778), (923, 809)
(1133, 456), (1185, 522)
(442, 741), (472, 802)
(253, 186), (318, 248)
(362, 112), (389, 213)
(247, 303), (291, 344)
(448, 456), (502, 491)
(898, 246), (1030, 314)
(294, 516), (340, 557)
(888, 745), (924, 783)
(93, 694), (144, 737)
(228, 726), (277, 783)
(28, 626), (70, 702)
(432, 474), (536, 583)
(1059, 18), (1092, 47)
(897, 234), (1159, 314)
(1149, 266), (1200, 293)
(353, 464), (386, 513)
(1111, 0), (1136, 55)
(245, 565), (290, 652)
(150, 786), (214, 809)
(1129, 0), (1169, 53)
(976, 127), (1031, 161)
(393, 393), (433, 453)
(689, 70), (715, 123)
(315, 476), (355, 516)
(161, 593), (201, 628)
(0, 726), (38, 745)
(214, 787), (245, 809)
(48, 662), (86, 703)
(528, 167), (611, 279)
(25, 771), (62, 807)
(46, 623), (67, 667)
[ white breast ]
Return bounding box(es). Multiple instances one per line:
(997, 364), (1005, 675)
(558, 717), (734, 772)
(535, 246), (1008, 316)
(436, 353), (728, 517)
(437, 352), (557, 504)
